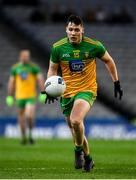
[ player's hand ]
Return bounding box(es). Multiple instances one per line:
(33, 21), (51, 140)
(6, 96), (14, 106)
(41, 91), (58, 104)
(114, 80), (123, 100)
(38, 93), (47, 103)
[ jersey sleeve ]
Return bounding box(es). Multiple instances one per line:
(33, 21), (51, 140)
(50, 46), (59, 63)
(33, 65), (41, 74)
(10, 66), (16, 76)
(96, 41), (106, 58)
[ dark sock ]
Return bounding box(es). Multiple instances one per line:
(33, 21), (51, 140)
(29, 130), (32, 140)
(21, 136), (27, 144)
(22, 135), (26, 140)
(75, 145), (83, 152)
(84, 154), (92, 161)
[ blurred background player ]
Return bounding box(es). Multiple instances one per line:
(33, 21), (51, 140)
(6, 49), (45, 144)
(43, 15), (123, 172)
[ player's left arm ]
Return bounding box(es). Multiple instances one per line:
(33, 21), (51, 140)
(100, 51), (123, 100)
(100, 51), (118, 82)
(36, 72), (48, 103)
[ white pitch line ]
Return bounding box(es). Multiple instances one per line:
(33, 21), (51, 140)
(1, 167), (136, 170)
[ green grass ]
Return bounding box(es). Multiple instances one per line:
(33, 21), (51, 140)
(0, 137), (136, 179)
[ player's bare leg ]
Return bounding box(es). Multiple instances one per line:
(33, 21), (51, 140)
(68, 99), (94, 171)
(25, 104), (36, 144)
(66, 118), (90, 156)
(70, 99), (90, 146)
(67, 117), (91, 169)
(83, 136), (90, 156)
(18, 108), (26, 144)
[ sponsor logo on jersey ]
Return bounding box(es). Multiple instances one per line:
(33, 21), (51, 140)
(69, 60), (85, 72)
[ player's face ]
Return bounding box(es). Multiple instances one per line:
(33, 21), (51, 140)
(66, 22), (84, 44)
(19, 50), (30, 63)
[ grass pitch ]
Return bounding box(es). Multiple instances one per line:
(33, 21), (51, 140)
(0, 137), (136, 179)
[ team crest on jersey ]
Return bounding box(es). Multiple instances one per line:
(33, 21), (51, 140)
(73, 50), (80, 58)
(85, 52), (89, 58)
(20, 71), (28, 80)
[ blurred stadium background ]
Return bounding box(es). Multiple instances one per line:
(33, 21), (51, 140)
(0, 0), (136, 139)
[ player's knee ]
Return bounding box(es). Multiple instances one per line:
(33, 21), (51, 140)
(27, 115), (34, 121)
(25, 110), (34, 120)
(70, 116), (81, 128)
(25, 111), (34, 121)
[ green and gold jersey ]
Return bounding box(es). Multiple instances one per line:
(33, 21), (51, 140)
(50, 36), (106, 98)
(10, 62), (41, 99)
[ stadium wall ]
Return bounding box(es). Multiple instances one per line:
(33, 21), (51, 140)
(0, 117), (136, 139)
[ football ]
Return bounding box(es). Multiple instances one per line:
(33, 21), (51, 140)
(44, 75), (66, 97)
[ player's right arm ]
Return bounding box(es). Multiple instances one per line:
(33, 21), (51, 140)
(41, 45), (59, 104)
(47, 61), (59, 78)
(41, 61), (59, 104)
(47, 44), (59, 78)
(8, 76), (15, 96)
(6, 75), (15, 106)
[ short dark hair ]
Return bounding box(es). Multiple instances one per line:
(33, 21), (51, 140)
(67, 14), (83, 26)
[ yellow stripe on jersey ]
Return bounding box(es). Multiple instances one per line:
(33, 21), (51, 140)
(62, 58), (94, 64)
(11, 62), (20, 69)
(83, 37), (100, 45)
(53, 37), (67, 48)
